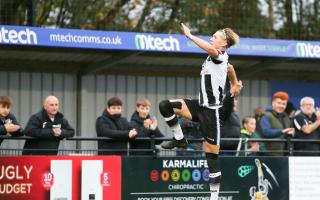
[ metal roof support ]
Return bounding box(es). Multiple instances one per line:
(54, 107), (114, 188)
(238, 58), (294, 79)
(81, 51), (143, 75)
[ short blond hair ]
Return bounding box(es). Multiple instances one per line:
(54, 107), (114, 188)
(221, 28), (239, 48)
(136, 98), (151, 107)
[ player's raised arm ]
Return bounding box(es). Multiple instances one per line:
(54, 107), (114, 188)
(181, 23), (239, 59)
(181, 23), (219, 58)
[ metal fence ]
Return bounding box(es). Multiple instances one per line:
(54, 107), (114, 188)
(1, 135), (319, 157)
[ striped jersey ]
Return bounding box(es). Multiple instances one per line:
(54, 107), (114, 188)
(199, 52), (229, 109)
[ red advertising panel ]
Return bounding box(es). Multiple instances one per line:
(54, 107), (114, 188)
(0, 156), (121, 200)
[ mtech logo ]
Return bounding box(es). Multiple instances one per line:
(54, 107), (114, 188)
(296, 42), (320, 58)
(0, 26), (38, 44)
(135, 34), (180, 51)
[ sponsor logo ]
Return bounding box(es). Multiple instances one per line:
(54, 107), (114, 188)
(202, 169), (210, 182)
(0, 27), (38, 44)
(163, 159), (208, 168)
(149, 168), (209, 182)
(171, 169), (180, 182)
(181, 169), (191, 182)
(239, 159), (279, 200)
(150, 170), (159, 182)
(100, 172), (110, 187)
(161, 170), (170, 182)
(238, 165), (255, 178)
(192, 169), (201, 182)
(135, 34), (180, 51)
(296, 42), (320, 58)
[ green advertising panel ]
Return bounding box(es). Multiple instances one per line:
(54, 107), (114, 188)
(122, 157), (289, 200)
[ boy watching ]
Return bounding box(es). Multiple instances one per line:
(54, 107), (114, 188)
(0, 96), (22, 146)
(96, 97), (137, 155)
(130, 98), (164, 155)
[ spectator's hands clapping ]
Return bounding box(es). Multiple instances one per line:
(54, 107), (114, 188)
(53, 128), (62, 137)
(144, 119), (152, 129)
(282, 127), (295, 137)
(250, 142), (260, 153)
(129, 128), (137, 138)
(5, 123), (20, 132)
(144, 118), (158, 130)
(149, 117), (158, 130)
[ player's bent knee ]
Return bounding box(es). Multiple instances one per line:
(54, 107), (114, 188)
(159, 100), (179, 126)
(159, 100), (173, 117)
(169, 100), (182, 110)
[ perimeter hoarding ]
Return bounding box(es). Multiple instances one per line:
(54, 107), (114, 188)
(1, 156), (320, 200)
(122, 157), (289, 200)
(1, 25), (320, 58)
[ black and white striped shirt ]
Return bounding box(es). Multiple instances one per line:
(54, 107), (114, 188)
(199, 52), (228, 109)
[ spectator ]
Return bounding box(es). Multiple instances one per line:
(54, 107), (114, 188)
(22, 95), (75, 155)
(285, 101), (296, 119)
(129, 98), (164, 155)
(293, 97), (320, 156)
(220, 98), (241, 156)
(96, 97), (137, 155)
(254, 106), (263, 122)
(240, 116), (266, 156)
(258, 91), (294, 156)
(176, 116), (203, 156)
(0, 96), (23, 146)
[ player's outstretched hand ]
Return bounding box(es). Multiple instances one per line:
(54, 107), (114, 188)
(181, 23), (192, 39)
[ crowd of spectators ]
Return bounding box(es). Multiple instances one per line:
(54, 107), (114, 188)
(1, 92), (319, 156)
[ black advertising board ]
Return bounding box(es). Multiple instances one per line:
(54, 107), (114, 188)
(122, 157), (289, 200)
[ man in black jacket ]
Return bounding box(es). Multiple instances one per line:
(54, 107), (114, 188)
(293, 97), (320, 156)
(96, 97), (137, 155)
(219, 107), (241, 156)
(0, 96), (22, 146)
(130, 98), (164, 155)
(22, 95), (75, 155)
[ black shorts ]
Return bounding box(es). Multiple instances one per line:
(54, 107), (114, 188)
(184, 99), (221, 145)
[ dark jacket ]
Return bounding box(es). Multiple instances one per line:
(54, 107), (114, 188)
(293, 112), (320, 156)
(129, 111), (164, 155)
(0, 113), (23, 145)
(22, 109), (75, 155)
(96, 110), (132, 155)
(220, 112), (241, 155)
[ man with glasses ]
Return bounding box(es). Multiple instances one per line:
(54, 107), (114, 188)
(293, 97), (320, 156)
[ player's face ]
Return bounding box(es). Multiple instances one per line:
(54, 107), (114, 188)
(210, 31), (227, 48)
(272, 98), (287, 114)
(107, 105), (122, 115)
(136, 105), (150, 119)
(301, 99), (315, 115)
(244, 118), (256, 133)
(0, 104), (10, 118)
